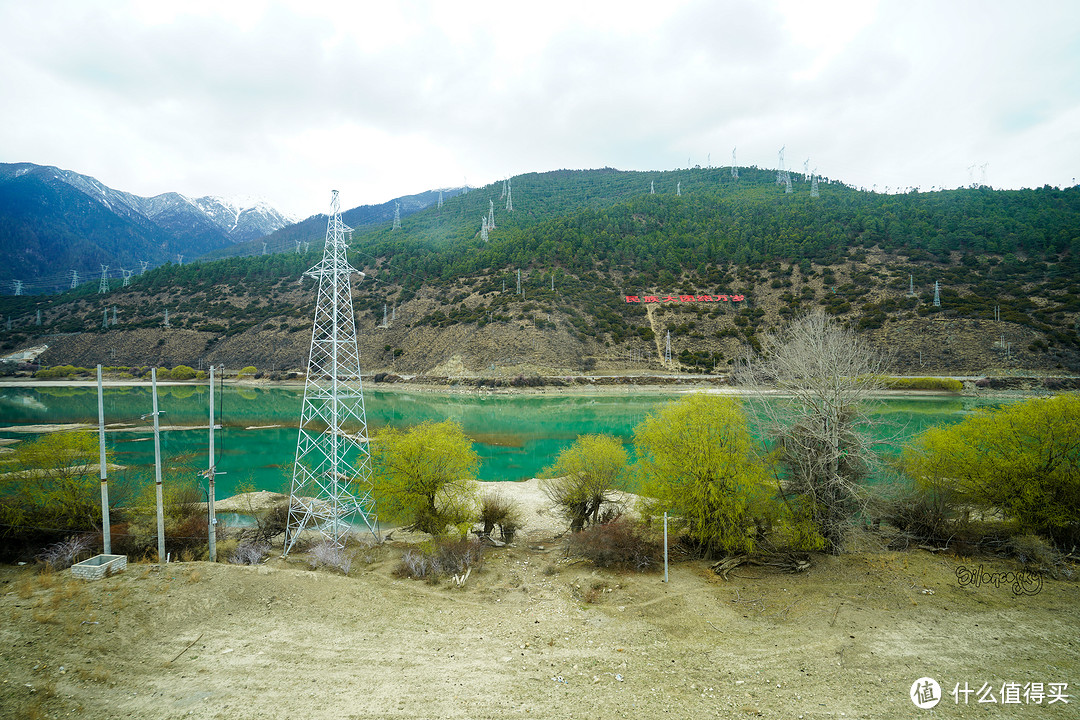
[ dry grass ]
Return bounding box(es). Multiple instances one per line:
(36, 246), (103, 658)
(19, 698), (48, 720)
(31, 607), (58, 624)
(46, 579), (90, 617)
(15, 575), (36, 599)
(108, 583), (133, 611)
(76, 666), (113, 685)
(34, 567), (58, 590)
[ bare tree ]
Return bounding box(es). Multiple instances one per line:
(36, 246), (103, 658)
(738, 311), (889, 553)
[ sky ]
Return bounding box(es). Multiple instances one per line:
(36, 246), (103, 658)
(1, 0), (1078, 219)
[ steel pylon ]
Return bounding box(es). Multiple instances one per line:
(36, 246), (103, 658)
(283, 190), (377, 555)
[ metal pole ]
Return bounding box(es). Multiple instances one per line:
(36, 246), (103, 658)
(96, 365), (111, 555)
(663, 511), (669, 583)
(152, 368), (166, 564)
(207, 364), (217, 562)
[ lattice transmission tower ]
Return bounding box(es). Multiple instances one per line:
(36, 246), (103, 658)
(731, 147), (738, 180)
(284, 190), (377, 555)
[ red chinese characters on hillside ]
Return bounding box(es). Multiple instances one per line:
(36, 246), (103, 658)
(624, 294), (745, 303)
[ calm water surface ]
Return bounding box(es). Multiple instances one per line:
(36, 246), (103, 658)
(0, 384), (1006, 497)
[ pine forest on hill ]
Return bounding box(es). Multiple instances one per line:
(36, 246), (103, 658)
(1, 166), (1079, 378)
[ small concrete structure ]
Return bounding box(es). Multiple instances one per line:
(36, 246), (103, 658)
(71, 554), (126, 581)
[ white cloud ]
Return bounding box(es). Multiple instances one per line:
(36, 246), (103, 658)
(0, 0), (1077, 218)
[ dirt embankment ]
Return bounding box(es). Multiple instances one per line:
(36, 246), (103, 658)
(2, 512), (1077, 719)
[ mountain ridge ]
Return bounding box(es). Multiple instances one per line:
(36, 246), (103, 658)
(0, 162), (297, 290)
(0, 166), (1077, 376)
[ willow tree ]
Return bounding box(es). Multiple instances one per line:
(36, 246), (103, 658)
(738, 311), (889, 553)
(541, 434), (627, 532)
(903, 395), (1080, 549)
(0, 431), (107, 540)
(634, 394), (774, 556)
(372, 420), (479, 536)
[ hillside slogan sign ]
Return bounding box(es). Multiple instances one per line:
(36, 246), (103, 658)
(624, 294), (745, 304)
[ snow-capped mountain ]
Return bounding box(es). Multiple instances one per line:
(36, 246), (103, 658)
(40, 165), (296, 243)
(0, 162), (297, 291)
(191, 195), (298, 243)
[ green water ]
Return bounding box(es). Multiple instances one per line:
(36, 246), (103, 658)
(0, 385), (1006, 497)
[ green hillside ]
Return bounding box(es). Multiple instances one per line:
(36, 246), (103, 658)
(1, 167), (1078, 376)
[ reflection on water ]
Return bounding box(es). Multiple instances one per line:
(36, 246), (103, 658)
(0, 385), (1009, 497)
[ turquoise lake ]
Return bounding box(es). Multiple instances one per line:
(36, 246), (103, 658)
(0, 384), (1005, 497)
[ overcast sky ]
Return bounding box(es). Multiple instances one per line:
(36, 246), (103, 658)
(1, 0), (1077, 219)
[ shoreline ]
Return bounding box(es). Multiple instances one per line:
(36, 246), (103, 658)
(0, 375), (1068, 400)
(0, 373), (1034, 396)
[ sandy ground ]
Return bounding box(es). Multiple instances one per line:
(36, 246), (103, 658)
(1, 481), (1077, 719)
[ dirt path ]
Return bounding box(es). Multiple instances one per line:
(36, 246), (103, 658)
(645, 304), (668, 370)
(2, 542), (1076, 719)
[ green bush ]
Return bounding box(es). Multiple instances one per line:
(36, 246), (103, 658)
(170, 365), (197, 380)
(373, 420), (479, 536)
(33, 365), (92, 380)
(238, 366), (257, 378)
(885, 377), (963, 392)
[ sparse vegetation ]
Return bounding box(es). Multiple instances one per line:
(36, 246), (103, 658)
(36, 534), (94, 571)
(740, 311), (889, 553)
(566, 518), (664, 571)
(229, 540), (270, 565)
(394, 537), (485, 581)
(308, 539), (353, 575)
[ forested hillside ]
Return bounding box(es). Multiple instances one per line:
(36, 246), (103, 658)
(1, 167), (1078, 377)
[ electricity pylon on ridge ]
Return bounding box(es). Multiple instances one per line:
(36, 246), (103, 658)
(284, 190), (377, 555)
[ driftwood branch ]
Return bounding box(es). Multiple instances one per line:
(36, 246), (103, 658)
(166, 632), (204, 665)
(709, 553), (812, 578)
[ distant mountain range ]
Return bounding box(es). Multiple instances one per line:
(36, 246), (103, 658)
(208, 186), (469, 260)
(0, 162), (468, 293)
(0, 162), (297, 293)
